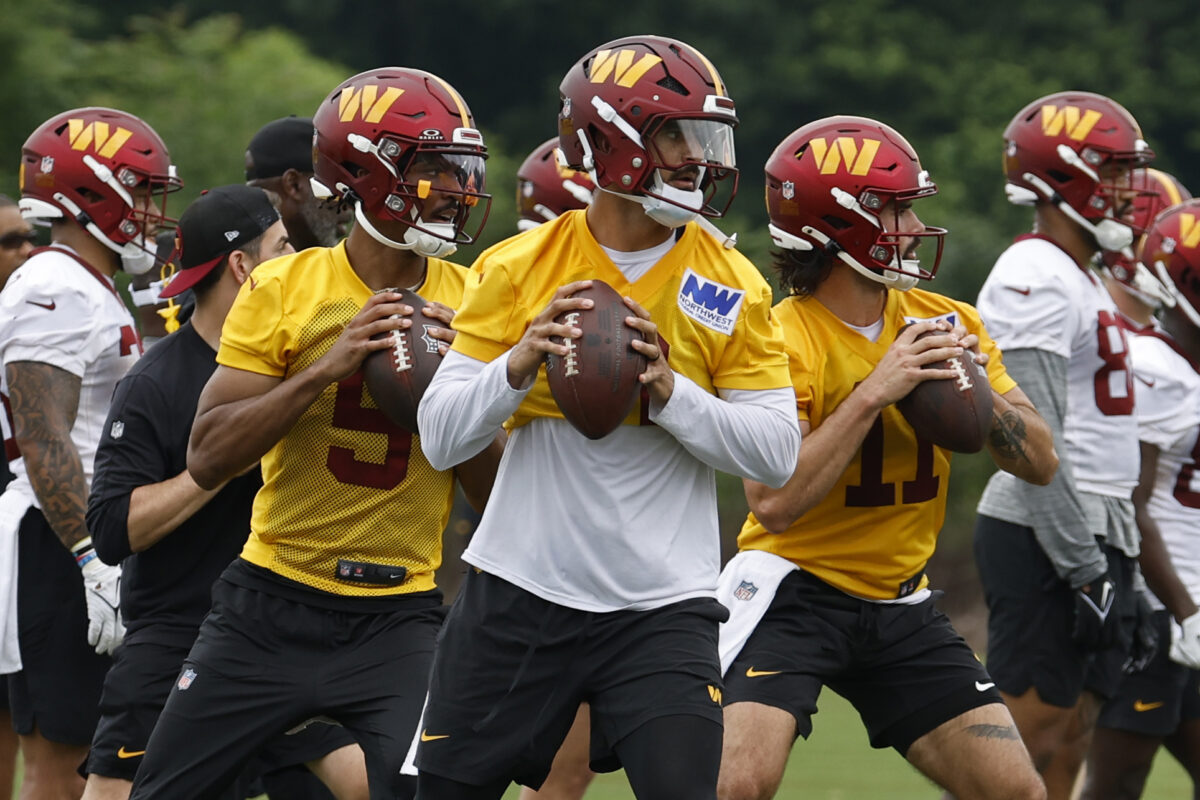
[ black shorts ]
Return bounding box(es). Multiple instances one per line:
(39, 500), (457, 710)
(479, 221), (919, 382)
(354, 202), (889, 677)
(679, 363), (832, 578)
(975, 516), (1139, 707)
(127, 577), (442, 799)
(86, 638), (356, 782)
(723, 569), (1000, 756)
(7, 508), (110, 744)
(415, 570), (727, 789)
(1098, 610), (1200, 737)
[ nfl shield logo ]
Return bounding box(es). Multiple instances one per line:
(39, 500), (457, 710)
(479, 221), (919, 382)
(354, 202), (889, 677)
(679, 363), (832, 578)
(177, 668), (197, 691)
(40, 156), (54, 174)
(733, 581), (758, 601)
(781, 181), (795, 200)
(110, 420), (125, 439)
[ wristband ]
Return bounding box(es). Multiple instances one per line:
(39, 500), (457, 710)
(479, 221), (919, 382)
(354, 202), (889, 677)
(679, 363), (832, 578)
(70, 536), (97, 568)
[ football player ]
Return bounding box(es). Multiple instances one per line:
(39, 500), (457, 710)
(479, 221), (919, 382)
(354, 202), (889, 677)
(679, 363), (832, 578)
(1081, 191), (1200, 799)
(126, 68), (504, 800)
(414, 35), (800, 799)
(81, 184), (369, 800)
(973, 91), (1153, 800)
(715, 117), (1056, 800)
(0, 107), (178, 799)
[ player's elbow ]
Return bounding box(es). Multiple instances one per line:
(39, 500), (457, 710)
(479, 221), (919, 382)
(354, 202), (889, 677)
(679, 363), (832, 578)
(1028, 448), (1059, 485)
(186, 448), (224, 492)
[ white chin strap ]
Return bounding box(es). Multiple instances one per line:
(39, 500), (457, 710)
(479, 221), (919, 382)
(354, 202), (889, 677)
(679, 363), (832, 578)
(1015, 173), (1135, 252)
(354, 202), (458, 258)
(37, 191), (158, 275)
(629, 172), (707, 229)
(768, 223), (919, 292)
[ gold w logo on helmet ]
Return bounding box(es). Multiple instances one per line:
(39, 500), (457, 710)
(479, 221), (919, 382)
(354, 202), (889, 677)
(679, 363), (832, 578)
(1040, 105), (1103, 141)
(338, 86), (405, 124)
(588, 49), (663, 88)
(807, 137), (881, 176)
(1179, 213), (1200, 250)
(67, 120), (132, 159)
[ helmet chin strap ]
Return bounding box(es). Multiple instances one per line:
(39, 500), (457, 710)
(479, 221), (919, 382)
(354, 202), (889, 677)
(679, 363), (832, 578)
(773, 223), (920, 292)
(631, 173), (706, 229)
(354, 202), (458, 258)
(51, 191), (157, 275)
(1021, 172), (1134, 252)
(1155, 259), (1200, 329)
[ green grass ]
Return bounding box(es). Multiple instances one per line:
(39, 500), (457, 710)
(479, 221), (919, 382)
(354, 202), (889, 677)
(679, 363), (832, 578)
(500, 689), (1192, 798)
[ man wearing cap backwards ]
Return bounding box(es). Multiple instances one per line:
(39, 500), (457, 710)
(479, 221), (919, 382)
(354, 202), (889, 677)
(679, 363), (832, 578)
(81, 185), (368, 800)
(245, 116), (352, 250)
(129, 67), (504, 800)
(0, 107), (177, 800)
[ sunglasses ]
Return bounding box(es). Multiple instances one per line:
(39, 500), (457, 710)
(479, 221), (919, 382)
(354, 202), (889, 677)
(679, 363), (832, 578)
(0, 231), (36, 250)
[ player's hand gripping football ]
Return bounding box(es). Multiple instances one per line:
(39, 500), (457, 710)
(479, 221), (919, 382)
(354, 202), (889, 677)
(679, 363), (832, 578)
(71, 536), (125, 655)
(1071, 574), (1118, 652)
(859, 320), (961, 409)
(1170, 611), (1200, 669)
(623, 296), (673, 405)
(316, 291), (412, 384)
(420, 300), (456, 354)
(507, 281), (594, 390)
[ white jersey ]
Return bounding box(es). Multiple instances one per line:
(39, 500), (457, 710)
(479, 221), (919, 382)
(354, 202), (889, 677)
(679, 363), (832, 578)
(1128, 330), (1200, 610)
(977, 235), (1138, 497)
(0, 246), (141, 501)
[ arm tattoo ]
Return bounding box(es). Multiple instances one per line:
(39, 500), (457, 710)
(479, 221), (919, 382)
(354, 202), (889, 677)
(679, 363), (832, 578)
(6, 361), (87, 549)
(966, 723), (1021, 741)
(989, 408), (1030, 463)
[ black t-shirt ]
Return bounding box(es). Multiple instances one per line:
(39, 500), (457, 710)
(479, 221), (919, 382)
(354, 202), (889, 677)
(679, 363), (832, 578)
(87, 321), (262, 648)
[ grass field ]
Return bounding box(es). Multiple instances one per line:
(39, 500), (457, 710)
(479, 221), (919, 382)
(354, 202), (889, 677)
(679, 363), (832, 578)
(498, 689), (1192, 798)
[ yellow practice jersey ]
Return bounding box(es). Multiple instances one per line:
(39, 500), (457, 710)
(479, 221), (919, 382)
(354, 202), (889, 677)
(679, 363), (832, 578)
(217, 242), (467, 596)
(737, 288), (1017, 600)
(451, 210), (791, 427)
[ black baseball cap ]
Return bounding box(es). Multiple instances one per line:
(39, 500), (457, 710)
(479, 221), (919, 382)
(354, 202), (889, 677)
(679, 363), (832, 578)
(160, 185), (279, 299)
(245, 116), (316, 181)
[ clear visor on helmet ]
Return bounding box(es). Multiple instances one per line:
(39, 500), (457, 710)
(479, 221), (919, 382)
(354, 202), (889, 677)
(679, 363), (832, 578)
(647, 118), (737, 171)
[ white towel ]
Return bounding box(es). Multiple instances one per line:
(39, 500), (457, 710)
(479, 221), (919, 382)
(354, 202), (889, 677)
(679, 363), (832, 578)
(0, 485), (32, 674)
(716, 549), (798, 675)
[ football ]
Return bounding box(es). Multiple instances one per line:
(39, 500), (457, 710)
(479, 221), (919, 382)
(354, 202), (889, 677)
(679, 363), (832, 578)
(362, 288), (450, 433)
(895, 327), (994, 453)
(545, 281), (648, 440)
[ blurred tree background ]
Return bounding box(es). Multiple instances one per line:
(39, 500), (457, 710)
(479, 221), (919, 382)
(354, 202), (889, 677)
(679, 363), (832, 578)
(4, 0), (1197, 647)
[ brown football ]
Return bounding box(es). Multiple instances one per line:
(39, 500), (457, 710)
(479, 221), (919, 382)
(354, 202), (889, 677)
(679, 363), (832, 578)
(545, 281), (647, 440)
(895, 327), (994, 453)
(362, 288), (449, 433)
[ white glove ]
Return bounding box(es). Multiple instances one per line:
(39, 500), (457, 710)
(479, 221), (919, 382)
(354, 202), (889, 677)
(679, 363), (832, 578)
(1170, 611), (1200, 669)
(71, 537), (125, 655)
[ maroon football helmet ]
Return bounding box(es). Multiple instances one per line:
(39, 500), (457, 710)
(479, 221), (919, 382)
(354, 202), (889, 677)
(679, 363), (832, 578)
(557, 35), (737, 227)
(1102, 168), (1191, 307)
(1140, 198), (1200, 329)
(312, 67), (490, 257)
(516, 138), (595, 231)
(765, 116), (946, 291)
(1003, 91), (1154, 252)
(19, 107), (181, 274)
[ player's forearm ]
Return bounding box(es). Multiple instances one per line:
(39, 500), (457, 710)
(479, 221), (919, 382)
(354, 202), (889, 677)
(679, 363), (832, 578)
(419, 350), (527, 471)
(746, 388), (878, 533)
(1136, 510), (1198, 623)
(126, 470), (224, 553)
(20, 437), (88, 549)
(653, 380), (799, 488)
(987, 388), (1057, 486)
(189, 366), (329, 489)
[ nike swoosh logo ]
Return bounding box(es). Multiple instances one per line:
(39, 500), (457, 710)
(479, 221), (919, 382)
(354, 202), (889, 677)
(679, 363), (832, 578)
(26, 299), (55, 311)
(745, 667), (782, 678)
(1005, 286), (1032, 296)
(1135, 374), (1156, 388)
(975, 681), (996, 692)
(116, 747), (146, 759)
(1134, 700), (1164, 712)
(420, 730), (450, 742)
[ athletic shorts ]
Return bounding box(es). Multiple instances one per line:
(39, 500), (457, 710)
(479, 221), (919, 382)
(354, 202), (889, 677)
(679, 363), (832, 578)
(1097, 610), (1200, 737)
(86, 638), (356, 783)
(975, 516), (1139, 707)
(722, 569), (1001, 756)
(127, 576), (442, 799)
(415, 569), (727, 789)
(7, 508), (110, 744)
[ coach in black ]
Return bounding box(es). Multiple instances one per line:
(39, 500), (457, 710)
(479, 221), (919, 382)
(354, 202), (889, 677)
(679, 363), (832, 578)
(81, 185), (365, 800)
